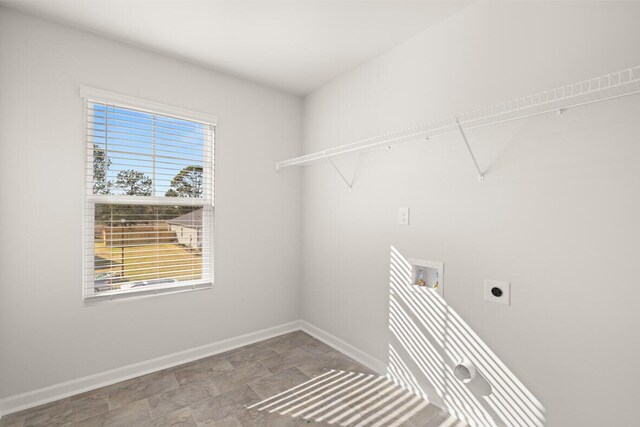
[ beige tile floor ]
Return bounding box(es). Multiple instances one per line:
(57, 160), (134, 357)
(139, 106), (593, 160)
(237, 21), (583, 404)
(0, 331), (463, 427)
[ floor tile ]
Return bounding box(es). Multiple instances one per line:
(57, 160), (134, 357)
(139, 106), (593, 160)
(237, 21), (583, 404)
(191, 356), (235, 376)
(259, 347), (316, 375)
(108, 370), (179, 409)
(143, 407), (197, 427)
(271, 372), (376, 423)
(69, 387), (109, 402)
(199, 415), (243, 427)
(248, 367), (310, 400)
(0, 417), (24, 427)
(399, 400), (444, 427)
(0, 412), (25, 427)
(297, 340), (334, 356)
(66, 393), (110, 423)
(235, 408), (331, 427)
(209, 362), (271, 395)
(148, 381), (219, 419)
(224, 346), (280, 368)
(189, 386), (260, 425)
(3, 398), (71, 427)
(66, 399), (151, 427)
(258, 331), (317, 354)
(345, 384), (426, 426)
(364, 395), (440, 427)
(322, 376), (400, 423)
(419, 410), (469, 427)
(23, 399), (72, 427)
(296, 350), (375, 379)
(172, 360), (231, 387)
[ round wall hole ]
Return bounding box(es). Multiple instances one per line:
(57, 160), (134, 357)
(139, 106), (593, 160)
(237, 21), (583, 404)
(453, 361), (476, 383)
(491, 287), (503, 297)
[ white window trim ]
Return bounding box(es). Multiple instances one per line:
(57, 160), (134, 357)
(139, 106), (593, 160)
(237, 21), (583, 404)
(85, 281), (213, 303)
(79, 86), (217, 125)
(81, 87), (216, 302)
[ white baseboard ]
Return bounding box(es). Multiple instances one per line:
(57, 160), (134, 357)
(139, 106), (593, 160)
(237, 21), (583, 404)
(0, 320), (301, 417)
(300, 320), (387, 374)
(1, 319), (428, 418)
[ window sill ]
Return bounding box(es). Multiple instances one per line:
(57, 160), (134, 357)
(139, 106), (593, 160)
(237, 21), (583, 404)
(84, 281), (212, 304)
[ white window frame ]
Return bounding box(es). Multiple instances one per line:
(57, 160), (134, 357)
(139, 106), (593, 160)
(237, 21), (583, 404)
(81, 87), (216, 301)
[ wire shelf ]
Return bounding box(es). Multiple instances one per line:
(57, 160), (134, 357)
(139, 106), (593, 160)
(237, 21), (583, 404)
(276, 66), (640, 170)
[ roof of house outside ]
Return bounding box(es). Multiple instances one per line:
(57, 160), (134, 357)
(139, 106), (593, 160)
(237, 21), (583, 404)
(167, 209), (203, 227)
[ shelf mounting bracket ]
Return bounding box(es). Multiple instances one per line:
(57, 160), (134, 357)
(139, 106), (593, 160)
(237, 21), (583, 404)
(326, 152), (359, 190)
(456, 118), (484, 182)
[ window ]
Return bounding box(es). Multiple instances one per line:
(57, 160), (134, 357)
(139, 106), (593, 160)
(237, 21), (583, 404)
(82, 87), (215, 299)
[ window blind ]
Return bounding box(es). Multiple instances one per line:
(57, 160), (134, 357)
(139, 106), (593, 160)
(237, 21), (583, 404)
(83, 88), (215, 299)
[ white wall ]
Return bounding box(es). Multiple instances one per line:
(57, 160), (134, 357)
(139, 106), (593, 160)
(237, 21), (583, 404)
(301, 2), (640, 426)
(0, 7), (302, 404)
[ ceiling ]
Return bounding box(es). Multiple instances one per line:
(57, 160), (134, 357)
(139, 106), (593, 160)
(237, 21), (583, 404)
(2, 1), (469, 95)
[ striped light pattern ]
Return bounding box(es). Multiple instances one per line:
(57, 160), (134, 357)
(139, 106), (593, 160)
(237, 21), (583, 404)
(248, 370), (462, 427)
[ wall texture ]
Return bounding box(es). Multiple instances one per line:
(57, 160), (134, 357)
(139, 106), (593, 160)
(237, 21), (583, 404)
(2, 3), (640, 425)
(0, 7), (302, 402)
(301, 2), (640, 426)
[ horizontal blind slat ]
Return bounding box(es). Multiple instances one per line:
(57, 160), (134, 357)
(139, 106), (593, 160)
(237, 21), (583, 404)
(91, 145), (211, 162)
(88, 154), (210, 171)
(88, 135), (205, 153)
(87, 124), (210, 144)
(86, 197), (211, 206)
(88, 130), (210, 148)
(93, 265), (211, 275)
(87, 254), (212, 263)
(88, 107), (211, 134)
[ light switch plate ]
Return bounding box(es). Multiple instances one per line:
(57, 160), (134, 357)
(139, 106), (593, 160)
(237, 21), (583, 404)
(399, 207), (409, 225)
(484, 279), (510, 305)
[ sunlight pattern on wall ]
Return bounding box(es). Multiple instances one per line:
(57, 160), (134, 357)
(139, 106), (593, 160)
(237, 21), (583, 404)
(388, 246), (545, 427)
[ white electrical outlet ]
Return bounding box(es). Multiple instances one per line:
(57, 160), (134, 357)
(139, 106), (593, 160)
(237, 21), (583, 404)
(399, 207), (410, 225)
(484, 279), (510, 305)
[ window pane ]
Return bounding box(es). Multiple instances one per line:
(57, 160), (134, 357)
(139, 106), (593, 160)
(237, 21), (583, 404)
(93, 203), (207, 293)
(84, 92), (214, 299)
(89, 103), (211, 199)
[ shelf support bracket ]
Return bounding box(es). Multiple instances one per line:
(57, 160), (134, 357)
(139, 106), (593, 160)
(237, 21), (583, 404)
(326, 152), (359, 190)
(456, 118), (484, 182)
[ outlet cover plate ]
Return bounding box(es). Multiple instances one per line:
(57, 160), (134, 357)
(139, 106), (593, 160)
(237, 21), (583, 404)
(484, 279), (510, 305)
